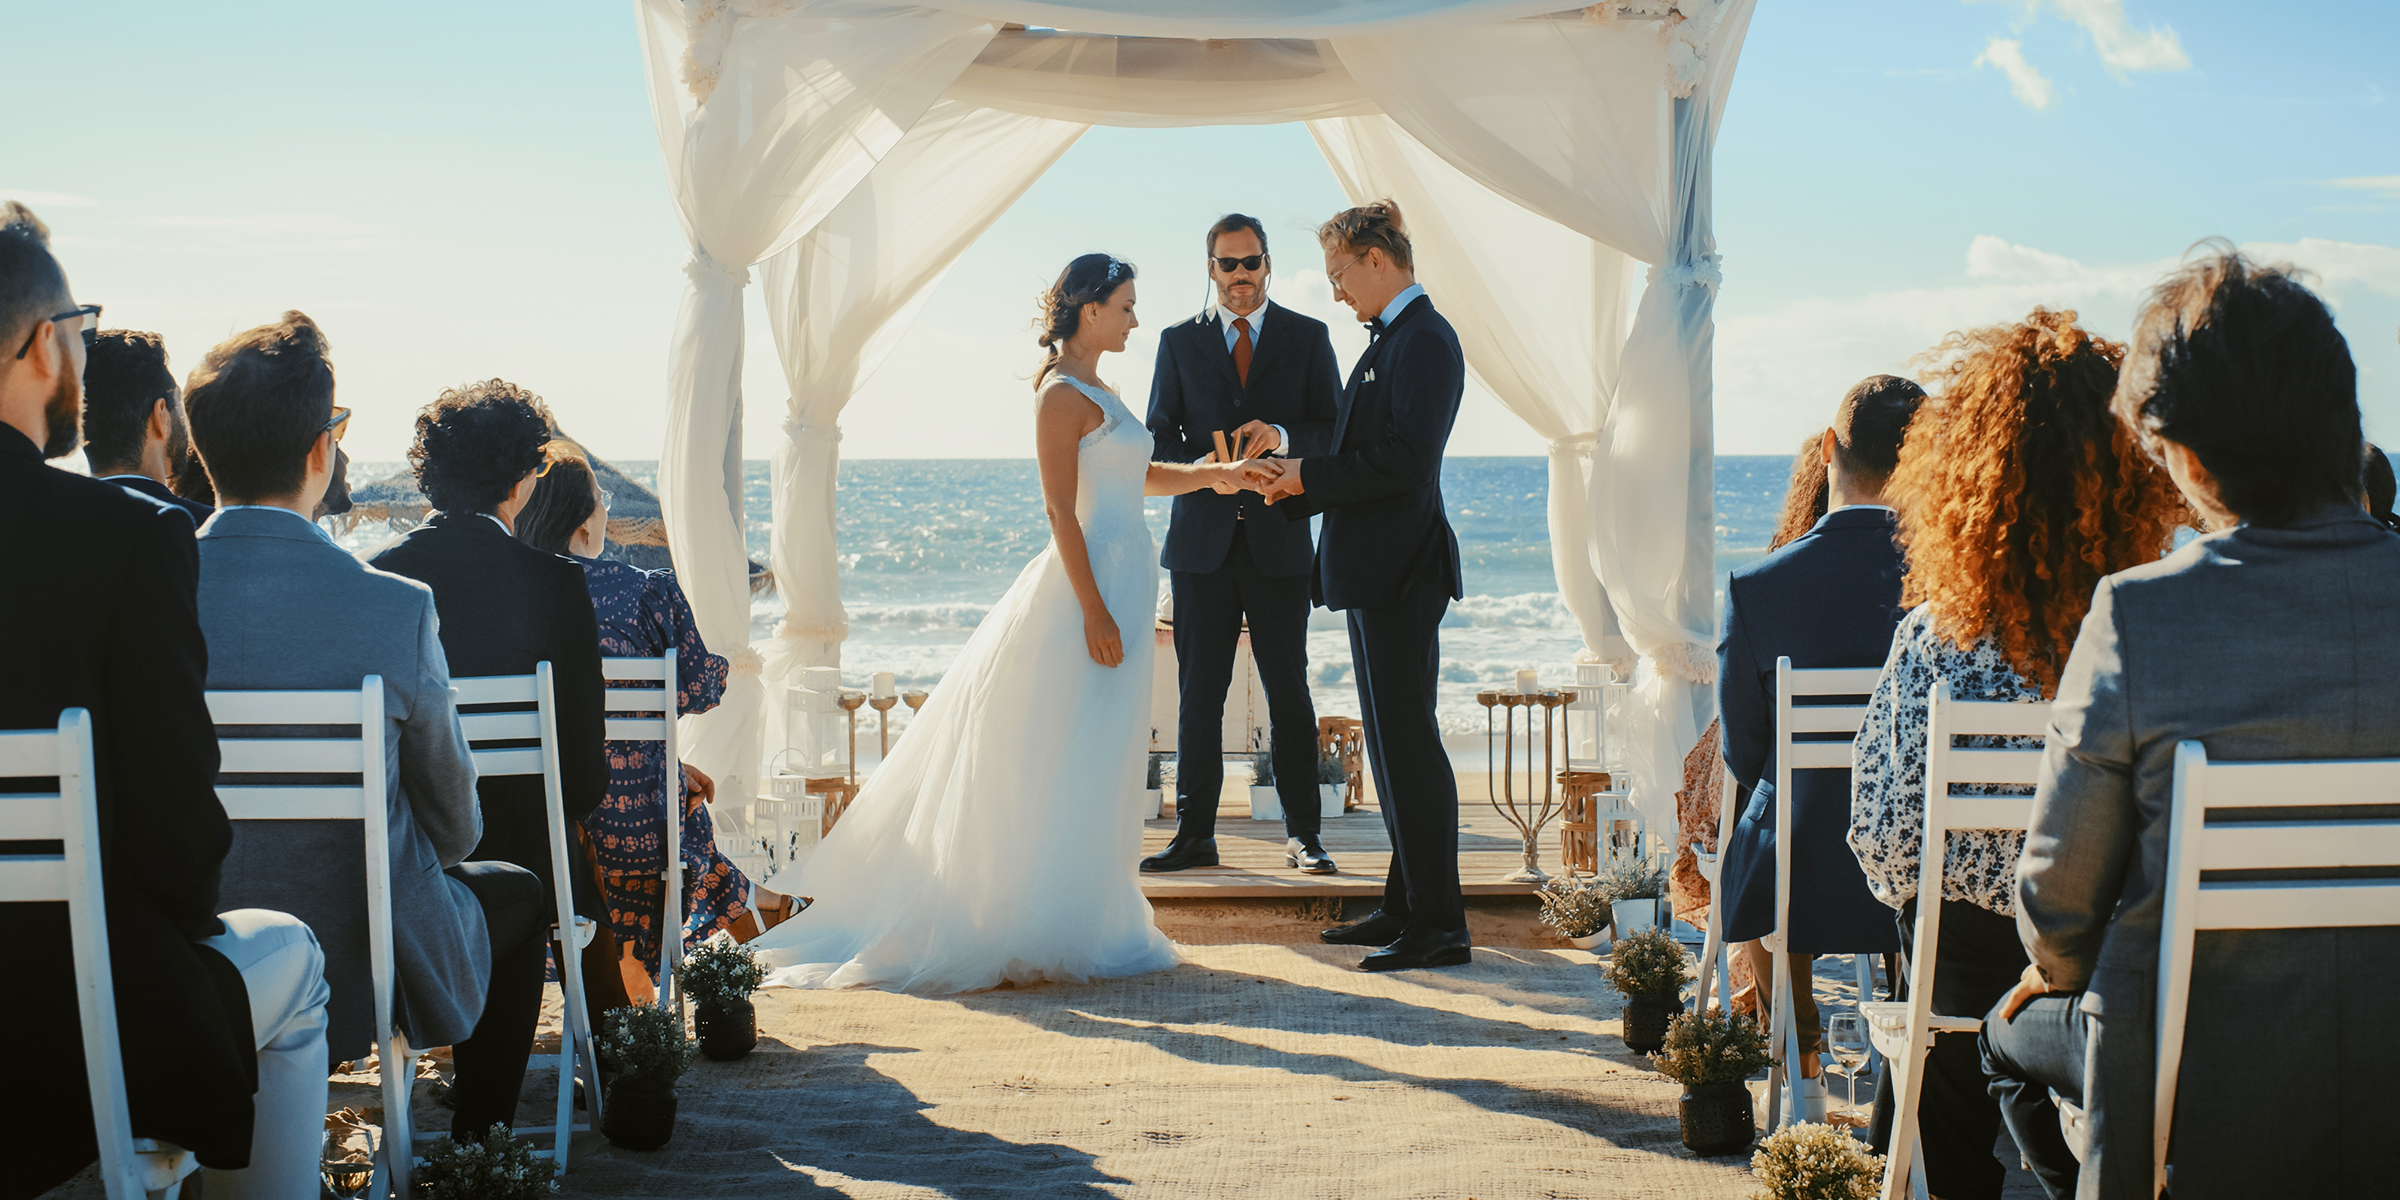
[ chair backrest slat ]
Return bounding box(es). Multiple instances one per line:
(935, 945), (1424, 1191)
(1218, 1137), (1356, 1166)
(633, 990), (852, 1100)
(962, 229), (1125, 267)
(0, 728), (62, 776)
(452, 675), (539, 705)
(605, 718), (671, 741)
(600, 657), (669, 681)
(1785, 666), (1884, 696)
(0, 793), (67, 840)
(1786, 742), (1857, 770)
(2194, 759), (2399, 808)
(216, 738), (367, 774)
(2190, 879), (2400, 931)
(1943, 748), (2045, 787)
(458, 711), (544, 742)
(1934, 795), (2038, 835)
(214, 786), (373, 821)
(1784, 705), (1867, 734)
(471, 747), (547, 777)
(0, 855), (69, 902)
(603, 687), (668, 713)
(2197, 819), (2400, 872)
(206, 689), (366, 725)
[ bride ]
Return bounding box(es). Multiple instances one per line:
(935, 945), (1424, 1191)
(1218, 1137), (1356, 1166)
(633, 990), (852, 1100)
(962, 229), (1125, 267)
(749, 253), (1261, 992)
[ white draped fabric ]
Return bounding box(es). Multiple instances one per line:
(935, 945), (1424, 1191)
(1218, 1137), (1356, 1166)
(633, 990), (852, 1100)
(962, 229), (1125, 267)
(635, 0), (1755, 831)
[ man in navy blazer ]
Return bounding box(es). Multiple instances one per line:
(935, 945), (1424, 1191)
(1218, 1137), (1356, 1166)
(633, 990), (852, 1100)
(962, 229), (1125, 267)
(1716, 375), (1920, 1086)
(1141, 214), (1343, 875)
(1255, 201), (1469, 971)
(81, 329), (214, 526)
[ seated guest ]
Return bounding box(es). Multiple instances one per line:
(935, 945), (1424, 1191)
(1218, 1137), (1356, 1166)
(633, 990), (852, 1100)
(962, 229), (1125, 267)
(369, 381), (630, 1021)
(1717, 376), (1922, 1105)
(515, 446), (759, 997)
(1981, 249), (2400, 1198)
(1847, 310), (2183, 1199)
(0, 202), (330, 1200)
(81, 329), (211, 525)
(1766, 428), (1831, 551)
(183, 311), (552, 1142)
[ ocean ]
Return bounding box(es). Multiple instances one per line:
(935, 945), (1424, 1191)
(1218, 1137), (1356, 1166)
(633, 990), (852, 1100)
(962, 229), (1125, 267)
(345, 456), (1798, 737)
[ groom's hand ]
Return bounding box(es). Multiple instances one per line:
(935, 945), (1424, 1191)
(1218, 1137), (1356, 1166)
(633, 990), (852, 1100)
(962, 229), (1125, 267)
(1258, 459), (1305, 504)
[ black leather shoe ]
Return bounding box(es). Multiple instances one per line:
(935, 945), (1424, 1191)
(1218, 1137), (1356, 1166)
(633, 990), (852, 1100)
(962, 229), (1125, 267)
(1285, 837), (1337, 875)
(1140, 837), (1219, 873)
(1361, 926), (1473, 972)
(1320, 909), (1407, 946)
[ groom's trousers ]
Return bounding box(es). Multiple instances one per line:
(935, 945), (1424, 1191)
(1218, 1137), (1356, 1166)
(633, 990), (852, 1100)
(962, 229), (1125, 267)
(1347, 578), (1464, 932)
(1172, 523), (1321, 840)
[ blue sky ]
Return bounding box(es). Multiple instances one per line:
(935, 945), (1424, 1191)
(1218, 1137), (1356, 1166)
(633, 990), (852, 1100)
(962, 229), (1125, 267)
(5, 0), (2393, 464)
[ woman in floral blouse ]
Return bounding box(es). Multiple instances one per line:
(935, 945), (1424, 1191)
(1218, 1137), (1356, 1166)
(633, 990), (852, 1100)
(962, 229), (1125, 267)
(1847, 309), (2185, 1200)
(516, 446), (755, 998)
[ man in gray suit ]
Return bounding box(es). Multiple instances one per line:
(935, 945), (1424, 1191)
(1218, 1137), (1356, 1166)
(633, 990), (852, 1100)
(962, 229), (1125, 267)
(1981, 248), (2400, 1198)
(186, 312), (553, 1141)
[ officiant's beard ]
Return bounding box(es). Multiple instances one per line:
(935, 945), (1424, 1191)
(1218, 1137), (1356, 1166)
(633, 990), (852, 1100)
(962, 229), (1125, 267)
(40, 369), (81, 459)
(1215, 274), (1265, 314)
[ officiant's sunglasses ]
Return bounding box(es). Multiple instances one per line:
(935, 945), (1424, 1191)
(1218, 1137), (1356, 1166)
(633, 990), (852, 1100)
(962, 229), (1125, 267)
(14, 304), (102, 360)
(1211, 254), (1267, 273)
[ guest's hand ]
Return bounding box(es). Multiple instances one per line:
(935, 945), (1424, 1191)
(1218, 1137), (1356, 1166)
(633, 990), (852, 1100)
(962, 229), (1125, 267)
(1231, 419), (1282, 457)
(1997, 962), (2052, 1020)
(681, 762), (716, 807)
(1258, 458), (1305, 504)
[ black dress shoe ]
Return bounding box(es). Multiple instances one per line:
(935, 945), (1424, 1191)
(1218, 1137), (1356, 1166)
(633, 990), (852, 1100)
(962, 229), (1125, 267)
(1285, 837), (1337, 875)
(1320, 909), (1407, 946)
(1140, 837), (1219, 873)
(1361, 925), (1473, 972)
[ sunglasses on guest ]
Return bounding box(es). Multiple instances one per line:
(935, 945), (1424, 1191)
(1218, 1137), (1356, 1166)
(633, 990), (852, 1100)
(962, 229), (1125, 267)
(13, 304), (102, 360)
(1211, 255), (1266, 273)
(322, 406), (351, 441)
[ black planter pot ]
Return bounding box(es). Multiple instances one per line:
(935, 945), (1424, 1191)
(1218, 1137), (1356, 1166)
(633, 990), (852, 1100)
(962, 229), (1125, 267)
(1678, 1080), (1756, 1156)
(1620, 990), (1683, 1053)
(694, 997), (758, 1061)
(601, 1075), (678, 1150)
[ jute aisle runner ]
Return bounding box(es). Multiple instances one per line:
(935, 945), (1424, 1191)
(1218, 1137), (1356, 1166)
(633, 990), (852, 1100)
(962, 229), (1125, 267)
(564, 944), (1761, 1199)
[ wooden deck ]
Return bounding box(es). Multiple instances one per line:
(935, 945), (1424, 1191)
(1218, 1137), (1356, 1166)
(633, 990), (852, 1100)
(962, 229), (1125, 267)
(1137, 769), (1559, 899)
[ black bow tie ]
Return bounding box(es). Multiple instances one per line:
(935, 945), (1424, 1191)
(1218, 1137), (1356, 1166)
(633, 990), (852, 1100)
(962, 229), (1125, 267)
(1365, 316), (1387, 341)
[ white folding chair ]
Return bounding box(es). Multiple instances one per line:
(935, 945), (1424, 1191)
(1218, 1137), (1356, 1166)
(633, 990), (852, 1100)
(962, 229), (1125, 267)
(448, 663), (602, 1168)
(1, 710), (195, 1200)
(207, 678), (411, 1198)
(2154, 742), (2400, 1196)
(1863, 680), (2047, 1200)
(1694, 760), (1738, 1014)
(1764, 657), (1888, 1129)
(600, 651), (681, 1006)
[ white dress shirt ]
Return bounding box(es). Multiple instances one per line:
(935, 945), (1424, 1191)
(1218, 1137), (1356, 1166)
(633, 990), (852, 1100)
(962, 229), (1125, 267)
(1209, 301), (1288, 457)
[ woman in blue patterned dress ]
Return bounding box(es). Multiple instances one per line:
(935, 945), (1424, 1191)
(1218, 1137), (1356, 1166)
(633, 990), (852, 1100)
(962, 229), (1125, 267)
(516, 445), (759, 997)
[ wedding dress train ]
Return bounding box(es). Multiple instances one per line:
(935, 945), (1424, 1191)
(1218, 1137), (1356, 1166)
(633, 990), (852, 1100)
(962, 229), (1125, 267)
(748, 374), (1180, 992)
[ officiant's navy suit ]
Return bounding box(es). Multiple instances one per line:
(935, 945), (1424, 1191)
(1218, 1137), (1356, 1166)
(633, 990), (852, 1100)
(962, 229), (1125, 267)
(1148, 299), (1341, 840)
(1716, 506), (1907, 952)
(1278, 288), (1468, 932)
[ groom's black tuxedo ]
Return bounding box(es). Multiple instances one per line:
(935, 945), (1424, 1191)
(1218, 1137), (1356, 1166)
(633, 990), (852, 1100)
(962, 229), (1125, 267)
(1147, 301), (1341, 842)
(1279, 291), (1467, 931)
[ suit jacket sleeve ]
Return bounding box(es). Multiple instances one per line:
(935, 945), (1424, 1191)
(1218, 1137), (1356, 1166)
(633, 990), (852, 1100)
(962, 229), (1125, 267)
(110, 509), (229, 941)
(1716, 576), (1769, 797)
(1296, 331), (1461, 507)
(399, 589), (482, 867)
(550, 565), (609, 824)
(1145, 331), (1204, 464)
(2016, 577), (2140, 992)
(1290, 326), (1341, 457)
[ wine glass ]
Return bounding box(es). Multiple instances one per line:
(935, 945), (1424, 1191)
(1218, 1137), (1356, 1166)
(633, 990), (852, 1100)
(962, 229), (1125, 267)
(1826, 1012), (1870, 1124)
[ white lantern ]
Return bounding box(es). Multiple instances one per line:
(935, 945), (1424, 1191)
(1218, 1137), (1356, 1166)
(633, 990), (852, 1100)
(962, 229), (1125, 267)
(783, 665), (849, 778)
(1566, 660), (1632, 778)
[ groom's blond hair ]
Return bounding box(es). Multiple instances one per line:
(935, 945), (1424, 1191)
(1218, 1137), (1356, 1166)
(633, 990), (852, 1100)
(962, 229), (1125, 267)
(1317, 200), (1412, 270)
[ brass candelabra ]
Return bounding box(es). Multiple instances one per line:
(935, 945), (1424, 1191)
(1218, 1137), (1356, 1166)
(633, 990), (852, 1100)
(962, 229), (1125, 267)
(1479, 685), (1577, 882)
(836, 689), (866, 784)
(869, 692), (899, 759)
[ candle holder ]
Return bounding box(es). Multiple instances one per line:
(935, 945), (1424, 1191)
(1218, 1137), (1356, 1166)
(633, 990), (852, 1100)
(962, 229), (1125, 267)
(869, 693), (900, 760)
(836, 690), (867, 784)
(1483, 685), (1577, 883)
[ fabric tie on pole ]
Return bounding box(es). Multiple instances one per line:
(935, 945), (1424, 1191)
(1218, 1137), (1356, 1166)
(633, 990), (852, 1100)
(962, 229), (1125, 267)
(1232, 316), (1253, 386)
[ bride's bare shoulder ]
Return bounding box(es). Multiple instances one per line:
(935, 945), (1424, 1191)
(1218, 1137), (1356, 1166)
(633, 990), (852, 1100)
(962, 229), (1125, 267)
(1035, 374), (1105, 428)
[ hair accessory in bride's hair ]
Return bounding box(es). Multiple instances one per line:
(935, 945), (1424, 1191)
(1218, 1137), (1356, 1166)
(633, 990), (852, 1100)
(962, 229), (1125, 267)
(1031, 252), (1138, 388)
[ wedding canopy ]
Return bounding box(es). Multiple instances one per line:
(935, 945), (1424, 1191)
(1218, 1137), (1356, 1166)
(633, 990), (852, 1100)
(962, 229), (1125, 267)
(635, 0), (1756, 835)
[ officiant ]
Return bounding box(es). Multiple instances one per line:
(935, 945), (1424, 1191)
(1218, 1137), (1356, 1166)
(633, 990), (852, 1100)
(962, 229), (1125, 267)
(1141, 214), (1343, 875)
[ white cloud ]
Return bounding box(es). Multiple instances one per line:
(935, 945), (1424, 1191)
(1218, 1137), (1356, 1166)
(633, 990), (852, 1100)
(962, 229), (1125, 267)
(1, 189), (96, 208)
(1976, 38), (2055, 109)
(135, 213), (388, 236)
(2330, 175), (2400, 201)
(2041, 0), (2190, 74)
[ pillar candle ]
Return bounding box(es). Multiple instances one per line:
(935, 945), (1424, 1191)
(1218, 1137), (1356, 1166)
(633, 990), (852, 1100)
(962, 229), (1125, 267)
(872, 671), (897, 699)
(1516, 668), (1538, 695)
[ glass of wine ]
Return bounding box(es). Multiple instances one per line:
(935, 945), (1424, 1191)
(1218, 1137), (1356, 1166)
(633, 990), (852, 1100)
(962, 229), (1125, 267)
(1826, 1011), (1870, 1124)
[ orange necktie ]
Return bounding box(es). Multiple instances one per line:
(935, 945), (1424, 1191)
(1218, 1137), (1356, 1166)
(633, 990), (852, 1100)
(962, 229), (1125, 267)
(1232, 316), (1253, 387)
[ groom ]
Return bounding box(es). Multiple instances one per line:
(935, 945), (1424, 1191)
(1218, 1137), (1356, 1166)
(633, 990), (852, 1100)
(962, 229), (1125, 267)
(1141, 213), (1344, 876)
(1252, 200), (1469, 972)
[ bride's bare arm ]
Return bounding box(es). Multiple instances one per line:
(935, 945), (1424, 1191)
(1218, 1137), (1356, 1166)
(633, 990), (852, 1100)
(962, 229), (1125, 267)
(1146, 457), (1258, 497)
(1036, 381), (1124, 668)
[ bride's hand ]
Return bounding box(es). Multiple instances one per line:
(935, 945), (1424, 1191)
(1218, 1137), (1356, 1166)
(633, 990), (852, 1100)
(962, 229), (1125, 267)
(1083, 603), (1124, 668)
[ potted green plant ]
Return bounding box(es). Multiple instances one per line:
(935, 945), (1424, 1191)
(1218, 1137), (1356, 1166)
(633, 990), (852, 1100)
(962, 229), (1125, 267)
(1748, 1122), (1884, 1199)
(1650, 1007), (1771, 1156)
(1606, 926), (1688, 1053)
(1316, 750), (1348, 818)
(677, 937), (767, 1061)
(1595, 853), (1668, 939)
(1143, 752), (1166, 819)
(598, 1001), (696, 1150)
(1247, 748), (1281, 822)
(1536, 874), (1612, 950)
(413, 1125), (558, 1197)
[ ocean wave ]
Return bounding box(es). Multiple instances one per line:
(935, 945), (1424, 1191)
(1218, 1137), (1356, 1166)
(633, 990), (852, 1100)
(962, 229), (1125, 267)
(846, 600), (995, 632)
(1443, 591), (1580, 631)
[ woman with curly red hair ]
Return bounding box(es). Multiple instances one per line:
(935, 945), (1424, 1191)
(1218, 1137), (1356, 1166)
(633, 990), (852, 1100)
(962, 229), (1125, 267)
(1847, 308), (2186, 1199)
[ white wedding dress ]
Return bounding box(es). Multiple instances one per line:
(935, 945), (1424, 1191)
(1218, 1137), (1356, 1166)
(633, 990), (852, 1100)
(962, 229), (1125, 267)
(750, 374), (1181, 992)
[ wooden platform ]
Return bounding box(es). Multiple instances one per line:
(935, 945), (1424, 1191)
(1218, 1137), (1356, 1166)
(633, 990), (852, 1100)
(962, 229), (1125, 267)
(1137, 769), (1559, 899)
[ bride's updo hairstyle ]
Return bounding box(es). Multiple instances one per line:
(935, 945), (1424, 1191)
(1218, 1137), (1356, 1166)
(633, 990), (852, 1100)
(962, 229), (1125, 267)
(1316, 199), (1412, 269)
(1033, 252), (1135, 389)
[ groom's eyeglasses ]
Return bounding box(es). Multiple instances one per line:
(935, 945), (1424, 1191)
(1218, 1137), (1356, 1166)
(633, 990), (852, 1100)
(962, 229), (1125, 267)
(1211, 254), (1266, 273)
